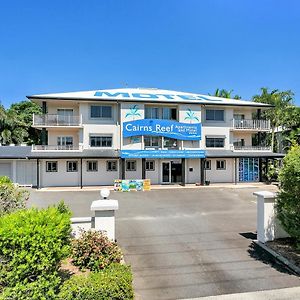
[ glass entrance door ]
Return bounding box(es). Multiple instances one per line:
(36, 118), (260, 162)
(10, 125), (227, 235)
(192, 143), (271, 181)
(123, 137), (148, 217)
(162, 162), (171, 183)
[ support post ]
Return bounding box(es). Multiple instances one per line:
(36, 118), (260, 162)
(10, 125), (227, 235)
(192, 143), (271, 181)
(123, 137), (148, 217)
(257, 109), (262, 145)
(200, 158), (205, 185)
(121, 158), (125, 180)
(181, 158), (186, 186)
(259, 158), (263, 182)
(142, 158), (146, 179)
(80, 158), (83, 189)
(234, 158), (237, 184)
(36, 159), (40, 189)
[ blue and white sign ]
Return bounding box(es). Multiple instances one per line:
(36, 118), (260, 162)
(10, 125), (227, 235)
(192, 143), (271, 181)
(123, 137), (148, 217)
(123, 119), (201, 141)
(121, 150), (206, 159)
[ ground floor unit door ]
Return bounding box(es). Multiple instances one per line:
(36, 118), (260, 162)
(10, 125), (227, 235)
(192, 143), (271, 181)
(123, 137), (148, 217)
(162, 160), (182, 184)
(239, 158), (259, 182)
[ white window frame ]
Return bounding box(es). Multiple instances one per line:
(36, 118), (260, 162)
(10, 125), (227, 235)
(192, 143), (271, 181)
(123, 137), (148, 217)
(46, 161), (58, 172)
(87, 161), (98, 172)
(90, 105), (113, 119)
(216, 160), (226, 170)
(204, 160), (211, 170)
(145, 160), (155, 171)
(67, 161), (78, 172)
(106, 160), (118, 172)
(126, 160), (136, 171)
(89, 135), (113, 148)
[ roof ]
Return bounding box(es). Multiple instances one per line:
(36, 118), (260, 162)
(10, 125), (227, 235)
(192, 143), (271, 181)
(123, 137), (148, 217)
(27, 87), (272, 108)
(0, 146), (32, 159)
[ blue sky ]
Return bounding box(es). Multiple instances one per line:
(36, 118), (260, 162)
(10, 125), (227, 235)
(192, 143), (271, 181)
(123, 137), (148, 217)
(0, 0), (299, 107)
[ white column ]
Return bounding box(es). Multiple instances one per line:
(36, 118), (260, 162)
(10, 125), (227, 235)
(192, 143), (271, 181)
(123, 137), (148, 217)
(254, 191), (289, 243)
(90, 200), (119, 241)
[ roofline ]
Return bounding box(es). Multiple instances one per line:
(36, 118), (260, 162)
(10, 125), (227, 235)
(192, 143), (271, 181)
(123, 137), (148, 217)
(27, 95), (273, 108)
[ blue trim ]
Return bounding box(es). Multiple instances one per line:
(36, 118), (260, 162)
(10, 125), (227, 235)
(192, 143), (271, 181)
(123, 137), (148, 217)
(121, 150), (206, 159)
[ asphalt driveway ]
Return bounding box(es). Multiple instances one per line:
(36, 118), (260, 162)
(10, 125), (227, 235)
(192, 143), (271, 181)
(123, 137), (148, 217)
(28, 186), (299, 299)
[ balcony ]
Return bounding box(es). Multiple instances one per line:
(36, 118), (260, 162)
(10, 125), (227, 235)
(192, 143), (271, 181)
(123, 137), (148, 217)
(232, 145), (272, 152)
(33, 114), (82, 127)
(231, 119), (270, 131)
(32, 144), (83, 152)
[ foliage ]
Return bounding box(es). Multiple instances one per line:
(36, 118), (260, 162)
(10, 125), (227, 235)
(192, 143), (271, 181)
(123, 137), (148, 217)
(0, 179), (29, 216)
(0, 100), (42, 145)
(71, 230), (122, 271)
(210, 88), (241, 99)
(252, 88), (295, 151)
(276, 144), (300, 248)
(58, 263), (134, 300)
(265, 162), (279, 183)
(0, 205), (72, 289)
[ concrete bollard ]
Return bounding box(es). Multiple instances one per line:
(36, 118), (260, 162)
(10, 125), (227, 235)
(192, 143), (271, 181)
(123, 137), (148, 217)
(253, 191), (289, 243)
(90, 199), (119, 241)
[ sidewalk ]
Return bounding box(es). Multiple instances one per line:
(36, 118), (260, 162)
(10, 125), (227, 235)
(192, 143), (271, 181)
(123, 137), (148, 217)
(36, 182), (277, 192)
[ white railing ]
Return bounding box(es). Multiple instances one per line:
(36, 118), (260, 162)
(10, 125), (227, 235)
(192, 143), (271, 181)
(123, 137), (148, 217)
(33, 114), (82, 127)
(232, 119), (270, 130)
(32, 144), (83, 151)
(232, 145), (272, 151)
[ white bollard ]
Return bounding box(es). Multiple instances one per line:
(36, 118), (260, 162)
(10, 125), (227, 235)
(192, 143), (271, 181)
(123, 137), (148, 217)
(90, 199), (119, 241)
(254, 191), (289, 243)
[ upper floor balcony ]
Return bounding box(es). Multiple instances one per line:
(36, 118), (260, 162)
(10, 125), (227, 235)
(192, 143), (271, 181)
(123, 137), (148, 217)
(32, 144), (83, 152)
(231, 119), (270, 131)
(32, 114), (83, 128)
(231, 145), (272, 152)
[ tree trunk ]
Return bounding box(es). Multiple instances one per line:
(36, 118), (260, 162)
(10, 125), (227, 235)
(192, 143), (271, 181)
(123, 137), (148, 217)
(271, 128), (275, 152)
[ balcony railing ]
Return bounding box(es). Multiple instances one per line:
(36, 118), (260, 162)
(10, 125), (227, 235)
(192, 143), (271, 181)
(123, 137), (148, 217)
(32, 144), (83, 151)
(232, 145), (272, 151)
(232, 119), (270, 131)
(33, 114), (82, 127)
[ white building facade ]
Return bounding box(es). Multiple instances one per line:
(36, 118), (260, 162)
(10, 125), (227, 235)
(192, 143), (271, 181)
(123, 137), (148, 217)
(0, 88), (283, 188)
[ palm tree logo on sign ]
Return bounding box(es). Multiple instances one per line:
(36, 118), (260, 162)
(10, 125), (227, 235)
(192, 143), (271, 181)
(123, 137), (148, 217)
(184, 108), (199, 123)
(125, 105), (141, 120)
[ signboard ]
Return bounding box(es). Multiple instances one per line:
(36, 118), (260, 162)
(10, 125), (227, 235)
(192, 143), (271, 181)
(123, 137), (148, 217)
(114, 179), (151, 192)
(123, 119), (201, 140)
(120, 150), (206, 159)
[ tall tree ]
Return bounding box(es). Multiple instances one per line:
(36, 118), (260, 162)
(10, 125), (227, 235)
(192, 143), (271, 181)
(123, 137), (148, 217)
(252, 88), (294, 152)
(210, 88), (241, 99)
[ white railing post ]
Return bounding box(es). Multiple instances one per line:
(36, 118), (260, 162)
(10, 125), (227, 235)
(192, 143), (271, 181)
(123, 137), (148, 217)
(253, 191), (289, 243)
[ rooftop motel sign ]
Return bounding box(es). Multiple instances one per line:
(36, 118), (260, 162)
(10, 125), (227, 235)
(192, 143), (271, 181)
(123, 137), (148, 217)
(94, 91), (222, 102)
(123, 119), (201, 141)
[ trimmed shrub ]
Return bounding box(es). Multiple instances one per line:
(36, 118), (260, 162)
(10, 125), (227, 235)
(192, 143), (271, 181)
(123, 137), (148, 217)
(276, 144), (300, 248)
(71, 230), (122, 271)
(58, 263), (134, 300)
(0, 204), (72, 289)
(0, 179), (29, 216)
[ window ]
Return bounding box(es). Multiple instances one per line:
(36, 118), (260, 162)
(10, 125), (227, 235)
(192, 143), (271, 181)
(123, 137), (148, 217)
(126, 160), (136, 171)
(90, 136), (112, 147)
(206, 137), (225, 148)
(233, 114), (245, 120)
(162, 107), (177, 120)
(90, 105), (112, 118)
(67, 161), (78, 172)
(204, 160), (211, 170)
(107, 160), (118, 171)
(163, 137), (178, 149)
(206, 109), (224, 121)
(216, 160), (226, 170)
(145, 107), (159, 119)
(145, 160), (155, 171)
(57, 109), (73, 116)
(233, 139), (245, 147)
(144, 136), (160, 148)
(87, 161), (98, 172)
(46, 161), (58, 172)
(57, 136), (73, 148)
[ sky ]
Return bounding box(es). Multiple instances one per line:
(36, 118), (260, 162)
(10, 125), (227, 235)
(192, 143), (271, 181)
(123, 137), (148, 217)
(0, 0), (300, 107)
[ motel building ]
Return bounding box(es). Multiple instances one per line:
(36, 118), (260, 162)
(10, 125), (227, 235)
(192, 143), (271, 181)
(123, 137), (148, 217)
(0, 88), (284, 188)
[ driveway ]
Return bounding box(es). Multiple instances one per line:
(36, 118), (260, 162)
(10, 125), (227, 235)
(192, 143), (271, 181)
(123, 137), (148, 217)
(28, 186), (300, 299)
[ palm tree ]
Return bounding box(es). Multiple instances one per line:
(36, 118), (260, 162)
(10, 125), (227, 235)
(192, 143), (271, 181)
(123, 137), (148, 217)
(125, 105), (141, 120)
(210, 88), (241, 99)
(184, 109), (199, 123)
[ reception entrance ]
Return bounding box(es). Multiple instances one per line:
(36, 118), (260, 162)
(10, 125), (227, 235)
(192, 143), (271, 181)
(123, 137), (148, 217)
(162, 161), (182, 184)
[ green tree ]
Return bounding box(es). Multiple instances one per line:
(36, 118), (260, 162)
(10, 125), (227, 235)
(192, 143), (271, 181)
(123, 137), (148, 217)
(252, 88), (294, 152)
(276, 144), (300, 248)
(210, 88), (241, 99)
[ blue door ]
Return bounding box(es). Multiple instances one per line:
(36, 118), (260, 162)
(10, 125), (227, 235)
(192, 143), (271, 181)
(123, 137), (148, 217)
(239, 158), (259, 182)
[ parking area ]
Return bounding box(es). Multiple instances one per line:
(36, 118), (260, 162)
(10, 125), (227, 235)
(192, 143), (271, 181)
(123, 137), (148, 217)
(28, 185), (299, 299)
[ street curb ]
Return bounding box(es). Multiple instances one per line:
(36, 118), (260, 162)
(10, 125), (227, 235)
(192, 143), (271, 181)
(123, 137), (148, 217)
(253, 240), (300, 275)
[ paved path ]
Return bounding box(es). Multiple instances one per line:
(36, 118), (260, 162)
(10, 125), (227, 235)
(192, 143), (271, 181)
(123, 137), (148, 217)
(28, 186), (300, 299)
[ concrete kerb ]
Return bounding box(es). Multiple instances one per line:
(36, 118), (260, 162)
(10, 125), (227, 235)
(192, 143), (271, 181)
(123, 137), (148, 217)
(34, 182), (276, 192)
(253, 240), (300, 276)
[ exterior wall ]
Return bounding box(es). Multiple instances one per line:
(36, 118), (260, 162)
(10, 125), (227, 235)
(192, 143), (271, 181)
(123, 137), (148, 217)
(186, 159), (200, 184)
(47, 101), (80, 116)
(47, 128), (80, 146)
(231, 132), (252, 146)
(145, 159), (160, 184)
(124, 159), (142, 180)
(205, 158), (235, 183)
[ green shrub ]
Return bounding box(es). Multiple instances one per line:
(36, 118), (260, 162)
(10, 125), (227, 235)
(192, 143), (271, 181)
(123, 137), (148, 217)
(0, 205), (72, 288)
(0, 180), (29, 216)
(276, 144), (300, 248)
(71, 230), (122, 271)
(58, 263), (134, 300)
